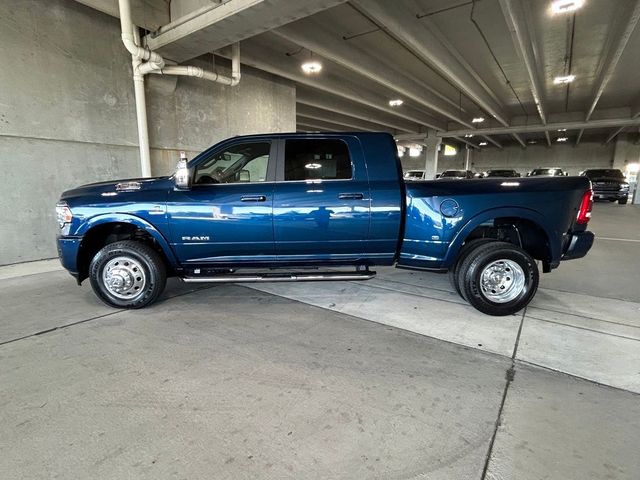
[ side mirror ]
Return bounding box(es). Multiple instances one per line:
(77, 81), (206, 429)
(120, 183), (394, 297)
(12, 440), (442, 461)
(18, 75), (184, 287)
(174, 152), (193, 190)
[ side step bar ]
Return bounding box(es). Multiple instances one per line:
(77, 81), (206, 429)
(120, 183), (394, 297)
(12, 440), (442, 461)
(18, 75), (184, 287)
(182, 270), (376, 283)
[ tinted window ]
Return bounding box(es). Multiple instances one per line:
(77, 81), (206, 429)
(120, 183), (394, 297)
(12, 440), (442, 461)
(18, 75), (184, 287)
(284, 139), (352, 181)
(530, 168), (562, 176)
(195, 142), (270, 184)
(441, 170), (467, 177)
(583, 169), (624, 178)
(486, 170), (517, 177)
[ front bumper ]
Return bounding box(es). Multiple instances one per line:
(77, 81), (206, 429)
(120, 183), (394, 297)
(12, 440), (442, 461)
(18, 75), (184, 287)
(562, 231), (594, 261)
(592, 189), (628, 200)
(56, 235), (82, 277)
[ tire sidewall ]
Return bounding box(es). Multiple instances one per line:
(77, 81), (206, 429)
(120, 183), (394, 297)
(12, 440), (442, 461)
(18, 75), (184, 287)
(464, 245), (538, 316)
(89, 242), (164, 308)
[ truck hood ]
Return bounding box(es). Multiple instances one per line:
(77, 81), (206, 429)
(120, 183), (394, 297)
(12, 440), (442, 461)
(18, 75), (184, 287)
(60, 176), (172, 201)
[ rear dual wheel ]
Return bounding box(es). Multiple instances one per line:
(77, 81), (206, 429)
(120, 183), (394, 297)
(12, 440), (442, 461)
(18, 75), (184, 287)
(451, 241), (539, 316)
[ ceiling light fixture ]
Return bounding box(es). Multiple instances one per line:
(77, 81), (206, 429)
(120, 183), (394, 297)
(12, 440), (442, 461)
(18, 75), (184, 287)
(557, 128), (567, 132)
(389, 99), (404, 107)
(551, 0), (585, 14)
(557, 137), (569, 142)
(527, 140), (537, 144)
(301, 60), (322, 75)
(464, 134), (474, 138)
(472, 117), (485, 123)
(553, 74), (575, 84)
(479, 141), (488, 146)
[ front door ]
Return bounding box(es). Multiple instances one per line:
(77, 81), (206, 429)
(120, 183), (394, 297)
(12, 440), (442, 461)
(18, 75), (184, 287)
(273, 137), (371, 263)
(167, 140), (276, 265)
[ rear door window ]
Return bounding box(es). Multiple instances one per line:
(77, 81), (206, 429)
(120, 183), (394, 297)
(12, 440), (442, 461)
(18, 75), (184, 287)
(283, 139), (352, 181)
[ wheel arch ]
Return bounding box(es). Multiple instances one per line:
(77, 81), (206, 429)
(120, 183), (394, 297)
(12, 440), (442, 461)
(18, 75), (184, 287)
(445, 207), (557, 269)
(75, 214), (177, 283)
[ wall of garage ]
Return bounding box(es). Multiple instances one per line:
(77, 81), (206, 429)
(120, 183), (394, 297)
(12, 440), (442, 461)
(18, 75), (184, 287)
(0, 0), (296, 265)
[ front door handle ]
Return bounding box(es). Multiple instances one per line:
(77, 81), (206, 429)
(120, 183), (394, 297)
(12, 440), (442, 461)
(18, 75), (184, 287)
(338, 193), (364, 200)
(240, 195), (267, 202)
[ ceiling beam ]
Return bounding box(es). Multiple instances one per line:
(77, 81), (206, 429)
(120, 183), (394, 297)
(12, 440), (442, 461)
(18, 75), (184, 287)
(222, 38), (447, 130)
(441, 117), (640, 137)
(296, 104), (396, 133)
(450, 136), (480, 150)
(574, 129), (584, 147)
(351, 0), (510, 127)
(296, 87), (420, 133)
(74, 0), (169, 30)
(585, 0), (640, 121)
(273, 24), (473, 127)
(544, 131), (552, 147)
(297, 115), (389, 133)
(296, 122), (333, 132)
(604, 127), (626, 144)
(512, 134), (527, 148)
(144, 0), (347, 62)
(481, 135), (503, 149)
(499, 0), (546, 124)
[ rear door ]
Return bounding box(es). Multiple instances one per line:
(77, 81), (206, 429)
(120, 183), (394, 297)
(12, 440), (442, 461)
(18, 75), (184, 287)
(272, 137), (371, 263)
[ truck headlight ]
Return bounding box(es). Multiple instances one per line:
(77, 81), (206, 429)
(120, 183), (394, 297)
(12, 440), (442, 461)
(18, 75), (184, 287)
(621, 183), (630, 191)
(56, 202), (73, 228)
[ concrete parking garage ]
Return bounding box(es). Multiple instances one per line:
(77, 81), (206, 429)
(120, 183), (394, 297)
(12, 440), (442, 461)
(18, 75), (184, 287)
(1, 0), (640, 479)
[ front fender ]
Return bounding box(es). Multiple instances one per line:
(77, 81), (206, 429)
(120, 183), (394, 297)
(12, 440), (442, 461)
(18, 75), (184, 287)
(443, 207), (557, 267)
(76, 213), (179, 266)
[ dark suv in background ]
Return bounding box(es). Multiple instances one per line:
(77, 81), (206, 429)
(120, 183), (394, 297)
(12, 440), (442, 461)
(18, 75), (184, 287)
(482, 169), (521, 178)
(580, 169), (629, 204)
(527, 168), (568, 177)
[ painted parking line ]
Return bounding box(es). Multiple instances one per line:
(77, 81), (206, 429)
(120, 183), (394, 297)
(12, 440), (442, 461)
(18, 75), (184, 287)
(596, 236), (640, 243)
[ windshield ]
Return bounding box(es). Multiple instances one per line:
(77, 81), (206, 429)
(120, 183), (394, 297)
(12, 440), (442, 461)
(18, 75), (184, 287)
(404, 171), (423, 178)
(582, 169), (624, 179)
(441, 170), (467, 177)
(486, 170), (517, 177)
(530, 168), (561, 176)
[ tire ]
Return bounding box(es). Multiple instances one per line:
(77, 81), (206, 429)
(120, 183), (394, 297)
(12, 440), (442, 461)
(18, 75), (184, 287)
(457, 241), (539, 316)
(449, 238), (495, 300)
(618, 197), (628, 205)
(89, 240), (167, 309)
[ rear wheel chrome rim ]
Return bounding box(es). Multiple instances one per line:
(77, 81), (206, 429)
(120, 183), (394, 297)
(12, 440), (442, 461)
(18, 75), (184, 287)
(102, 256), (146, 300)
(480, 259), (525, 304)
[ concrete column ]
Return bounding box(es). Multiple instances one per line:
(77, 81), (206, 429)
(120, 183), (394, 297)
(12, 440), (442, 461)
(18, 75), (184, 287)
(464, 146), (472, 170)
(423, 129), (442, 180)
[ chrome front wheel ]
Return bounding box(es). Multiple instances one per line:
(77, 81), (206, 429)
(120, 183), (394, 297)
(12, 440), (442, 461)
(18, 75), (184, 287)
(101, 256), (147, 300)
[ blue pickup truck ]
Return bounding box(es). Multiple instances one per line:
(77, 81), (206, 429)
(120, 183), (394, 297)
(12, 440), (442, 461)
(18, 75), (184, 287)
(56, 132), (594, 316)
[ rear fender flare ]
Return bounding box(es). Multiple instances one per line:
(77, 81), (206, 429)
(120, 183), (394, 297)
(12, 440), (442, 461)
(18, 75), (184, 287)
(444, 207), (557, 267)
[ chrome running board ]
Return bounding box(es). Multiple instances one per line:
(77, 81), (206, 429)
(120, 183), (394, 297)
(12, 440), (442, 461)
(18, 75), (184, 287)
(182, 270), (376, 283)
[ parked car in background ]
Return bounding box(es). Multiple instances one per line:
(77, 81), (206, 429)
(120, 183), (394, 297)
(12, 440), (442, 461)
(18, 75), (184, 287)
(580, 169), (629, 204)
(527, 168), (568, 177)
(437, 169), (475, 179)
(404, 170), (426, 181)
(482, 169), (521, 178)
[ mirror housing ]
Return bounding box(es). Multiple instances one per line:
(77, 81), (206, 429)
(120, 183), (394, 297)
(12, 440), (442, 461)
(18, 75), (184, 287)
(174, 152), (193, 190)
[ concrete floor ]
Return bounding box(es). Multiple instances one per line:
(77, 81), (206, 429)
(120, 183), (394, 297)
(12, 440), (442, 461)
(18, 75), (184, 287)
(1, 203), (639, 479)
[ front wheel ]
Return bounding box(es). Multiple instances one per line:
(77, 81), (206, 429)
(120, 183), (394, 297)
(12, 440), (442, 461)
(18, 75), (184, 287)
(618, 197), (628, 205)
(457, 241), (538, 316)
(89, 240), (167, 308)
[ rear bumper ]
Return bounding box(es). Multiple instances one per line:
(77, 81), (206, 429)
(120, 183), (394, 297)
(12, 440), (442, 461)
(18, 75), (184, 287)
(56, 235), (82, 276)
(562, 231), (594, 261)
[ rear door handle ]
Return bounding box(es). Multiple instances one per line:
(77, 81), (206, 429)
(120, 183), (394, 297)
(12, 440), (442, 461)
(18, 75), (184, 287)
(240, 195), (267, 202)
(338, 193), (364, 200)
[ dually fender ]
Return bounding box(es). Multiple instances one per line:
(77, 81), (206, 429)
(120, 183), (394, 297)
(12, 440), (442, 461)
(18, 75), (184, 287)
(76, 213), (179, 267)
(443, 206), (557, 267)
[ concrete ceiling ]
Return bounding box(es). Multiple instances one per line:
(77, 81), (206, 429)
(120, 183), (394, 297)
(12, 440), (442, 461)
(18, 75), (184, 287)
(77, 0), (640, 147)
